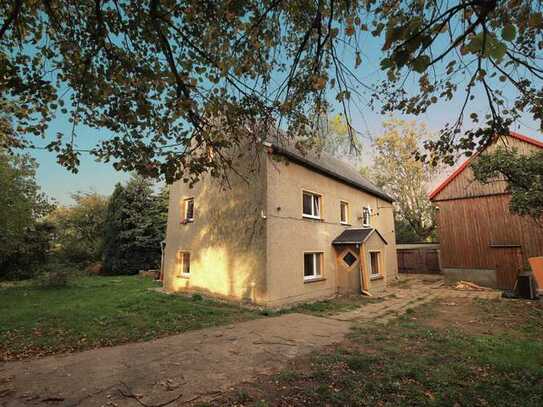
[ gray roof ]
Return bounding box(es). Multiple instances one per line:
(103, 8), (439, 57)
(332, 228), (388, 245)
(268, 140), (394, 203)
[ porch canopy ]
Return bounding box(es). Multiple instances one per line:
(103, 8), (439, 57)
(332, 228), (387, 246)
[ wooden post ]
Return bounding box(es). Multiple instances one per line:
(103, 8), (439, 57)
(359, 243), (370, 295)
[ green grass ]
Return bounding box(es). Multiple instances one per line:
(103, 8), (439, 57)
(312, 302), (543, 406)
(214, 298), (543, 406)
(0, 276), (259, 360)
(286, 296), (383, 317)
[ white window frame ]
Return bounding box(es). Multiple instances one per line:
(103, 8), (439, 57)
(362, 205), (372, 227)
(369, 250), (381, 277)
(177, 251), (191, 277)
(302, 191), (322, 219)
(303, 252), (323, 281)
(184, 198), (194, 222)
(340, 201), (350, 225)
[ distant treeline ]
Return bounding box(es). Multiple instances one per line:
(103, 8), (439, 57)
(0, 148), (168, 281)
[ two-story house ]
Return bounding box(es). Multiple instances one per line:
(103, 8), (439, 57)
(162, 138), (398, 307)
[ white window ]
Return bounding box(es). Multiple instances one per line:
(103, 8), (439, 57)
(303, 252), (323, 280)
(183, 198), (194, 222)
(340, 201), (349, 224)
(177, 251), (191, 276)
(302, 191), (321, 219)
(369, 251), (381, 277)
(362, 206), (371, 227)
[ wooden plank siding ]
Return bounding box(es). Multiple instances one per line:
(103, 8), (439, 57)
(432, 136), (540, 202)
(437, 195), (543, 270)
(432, 134), (543, 289)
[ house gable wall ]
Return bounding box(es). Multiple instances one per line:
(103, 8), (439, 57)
(162, 149), (268, 303)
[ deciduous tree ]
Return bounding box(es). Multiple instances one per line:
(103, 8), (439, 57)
(48, 192), (109, 264)
(0, 148), (53, 278)
(2, 1), (541, 181)
(472, 147), (543, 227)
(372, 119), (439, 241)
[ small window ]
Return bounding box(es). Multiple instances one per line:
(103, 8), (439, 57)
(177, 251), (191, 276)
(343, 251), (357, 267)
(184, 198), (194, 222)
(302, 191), (321, 219)
(340, 201), (349, 224)
(362, 206), (371, 227)
(303, 252), (322, 280)
(370, 251), (380, 277)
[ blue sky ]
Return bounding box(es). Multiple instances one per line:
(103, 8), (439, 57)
(31, 101), (541, 205)
(26, 28), (543, 205)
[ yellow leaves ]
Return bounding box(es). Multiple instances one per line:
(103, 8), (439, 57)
(312, 75), (327, 90)
(329, 114), (348, 136)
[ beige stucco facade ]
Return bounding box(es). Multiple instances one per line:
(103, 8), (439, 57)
(163, 147), (398, 307)
(162, 151), (268, 304)
(265, 156), (397, 306)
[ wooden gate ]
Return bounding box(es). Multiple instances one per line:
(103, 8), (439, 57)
(397, 244), (441, 274)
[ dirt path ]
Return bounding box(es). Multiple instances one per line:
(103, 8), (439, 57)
(0, 314), (350, 406)
(0, 278), (500, 407)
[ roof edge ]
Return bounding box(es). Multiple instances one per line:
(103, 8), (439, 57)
(428, 131), (543, 201)
(270, 144), (395, 203)
(331, 228), (388, 246)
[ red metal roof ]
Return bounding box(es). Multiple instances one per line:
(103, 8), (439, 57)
(428, 132), (543, 200)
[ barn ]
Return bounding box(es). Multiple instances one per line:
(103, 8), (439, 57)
(429, 132), (543, 289)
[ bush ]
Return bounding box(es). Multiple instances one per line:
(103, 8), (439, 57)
(36, 261), (75, 288)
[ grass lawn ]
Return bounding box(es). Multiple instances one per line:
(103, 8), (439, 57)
(206, 296), (543, 406)
(285, 295), (384, 317)
(0, 276), (259, 361)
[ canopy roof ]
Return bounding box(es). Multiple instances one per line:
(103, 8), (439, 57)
(332, 228), (388, 246)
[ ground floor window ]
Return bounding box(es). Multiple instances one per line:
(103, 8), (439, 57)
(304, 252), (323, 280)
(177, 251), (191, 276)
(370, 251), (381, 277)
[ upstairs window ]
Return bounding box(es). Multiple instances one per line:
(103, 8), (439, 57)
(183, 198), (194, 222)
(304, 252), (323, 281)
(302, 191), (321, 219)
(340, 201), (349, 224)
(362, 206), (371, 227)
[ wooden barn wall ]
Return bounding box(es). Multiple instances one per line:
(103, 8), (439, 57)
(433, 136), (541, 201)
(437, 194), (543, 272)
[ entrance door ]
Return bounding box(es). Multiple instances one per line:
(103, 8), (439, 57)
(336, 245), (361, 294)
(491, 246), (523, 289)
